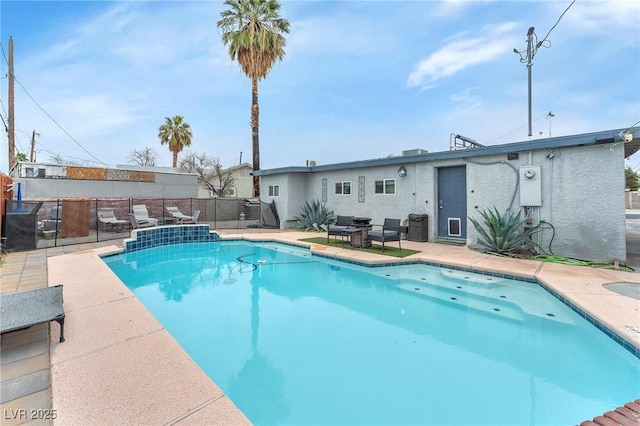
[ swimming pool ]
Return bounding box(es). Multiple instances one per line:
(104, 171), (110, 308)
(104, 241), (640, 425)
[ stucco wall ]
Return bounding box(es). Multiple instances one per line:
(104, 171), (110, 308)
(15, 172), (198, 199)
(261, 173), (308, 228)
(260, 143), (627, 262)
(543, 144), (625, 261)
(303, 163), (437, 227)
(196, 165), (254, 198)
(464, 144), (626, 262)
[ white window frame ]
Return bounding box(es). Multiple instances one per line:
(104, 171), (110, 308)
(335, 181), (352, 195)
(211, 187), (237, 197)
(268, 184), (280, 197)
(374, 179), (396, 195)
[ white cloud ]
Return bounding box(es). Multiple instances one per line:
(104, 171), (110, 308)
(407, 22), (520, 87)
(288, 13), (396, 56)
(564, 0), (639, 33)
(430, 0), (492, 18)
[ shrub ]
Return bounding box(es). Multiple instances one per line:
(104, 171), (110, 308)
(295, 200), (336, 232)
(469, 207), (540, 256)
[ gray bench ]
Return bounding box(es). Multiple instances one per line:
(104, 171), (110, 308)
(0, 285), (65, 342)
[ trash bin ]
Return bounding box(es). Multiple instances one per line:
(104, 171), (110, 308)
(2, 200), (43, 250)
(408, 214), (428, 242)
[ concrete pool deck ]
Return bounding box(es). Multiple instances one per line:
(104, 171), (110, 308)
(1, 227), (639, 425)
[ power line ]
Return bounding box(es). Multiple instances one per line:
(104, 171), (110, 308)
(537, 0), (576, 49)
(485, 112), (548, 144)
(623, 119), (640, 134)
(13, 77), (108, 166)
(0, 41), (8, 66)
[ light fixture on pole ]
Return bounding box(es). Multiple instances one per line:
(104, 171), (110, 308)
(398, 164), (407, 177)
(513, 27), (536, 138)
(547, 111), (555, 137)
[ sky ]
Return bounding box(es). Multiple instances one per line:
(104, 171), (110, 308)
(1, 0), (639, 174)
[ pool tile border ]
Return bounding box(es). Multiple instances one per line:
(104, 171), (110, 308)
(123, 225), (221, 252)
(535, 279), (640, 358)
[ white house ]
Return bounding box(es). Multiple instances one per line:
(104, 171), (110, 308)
(254, 128), (639, 264)
(196, 163), (254, 198)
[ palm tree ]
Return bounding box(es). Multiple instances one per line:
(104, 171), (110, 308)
(158, 116), (193, 167)
(217, 0), (290, 197)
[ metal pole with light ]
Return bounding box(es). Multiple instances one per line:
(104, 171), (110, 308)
(547, 111), (555, 137)
(526, 27), (534, 138)
(513, 1), (575, 140)
(514, 27), (536, 139)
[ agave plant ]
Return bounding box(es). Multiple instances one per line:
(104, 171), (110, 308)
(295, 200), (336, 232)
(469, 207), (540, 256)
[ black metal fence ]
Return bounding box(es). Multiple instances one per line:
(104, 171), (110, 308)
(2, 197), (273, 251)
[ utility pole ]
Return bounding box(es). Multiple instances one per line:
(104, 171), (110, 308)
(514, 1), (574, 141)
(525, 27), (534, 139)
(8, 36), (15, 169)
(30, 130), (39, 162)
(514, 27), (536, 139)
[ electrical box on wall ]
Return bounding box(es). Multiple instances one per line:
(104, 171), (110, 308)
(519, 165), (542, 206)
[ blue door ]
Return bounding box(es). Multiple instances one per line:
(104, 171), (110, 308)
(437, 166), (467, 239)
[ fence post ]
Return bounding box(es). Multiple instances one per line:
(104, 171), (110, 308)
(54, 199), (60, 247)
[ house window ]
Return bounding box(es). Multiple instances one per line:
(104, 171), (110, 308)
(374, 179), (396, 195)
(268, 185), (280, 197)
(213, 187), (236, 197)
(335, 181), (351, 195)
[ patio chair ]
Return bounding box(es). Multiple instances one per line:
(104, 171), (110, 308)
(0, 284), (65, 343)
(327, 215), (354, 243)
(166, 206), (198, 224)
(367, 218), (402, 252)
(128, 213), (155, 229)
(49, 206), (62, 221)
(181, 210), (200, 224)
(132, 205), (158, 226)
(97, 208), (128, 231)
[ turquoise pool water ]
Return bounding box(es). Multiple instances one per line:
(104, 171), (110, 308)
(104, 241), (640, 425)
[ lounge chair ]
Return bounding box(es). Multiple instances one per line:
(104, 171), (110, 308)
(181, 209), (200, 224)
(0, 285), (65, 342)
(327, 215), (354, 243)
(132, 205), (159, 226)
(128, 213), (155, 229)
(367, 218), (402, 252)
(166, 207), (198, 224)
(42, 205), (62, 232)
(97, 208), (128, 231)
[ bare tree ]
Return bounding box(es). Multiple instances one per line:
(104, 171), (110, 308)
(179, 152), (235, 197)
(48, 154), (82, 165)
(129, 147), (160, 166)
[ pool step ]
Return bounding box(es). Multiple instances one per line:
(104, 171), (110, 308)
(378, 266), (575, 325)
(395, 282), (525, 322)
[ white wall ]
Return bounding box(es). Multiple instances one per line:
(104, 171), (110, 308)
(260, 143), (627, 262)
(16, 172), (198, 199)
